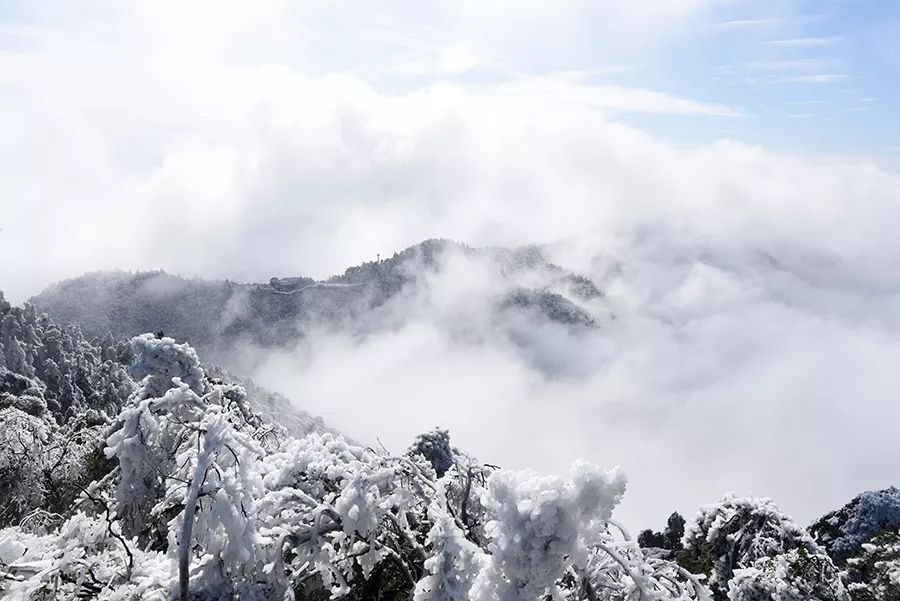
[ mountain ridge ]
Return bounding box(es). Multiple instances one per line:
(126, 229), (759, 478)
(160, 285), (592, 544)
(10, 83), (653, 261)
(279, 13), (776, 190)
(29, 239), (606, 372)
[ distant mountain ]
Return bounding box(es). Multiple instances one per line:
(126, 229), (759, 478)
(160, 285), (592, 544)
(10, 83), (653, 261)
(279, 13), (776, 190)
(30, 239), (605, 371)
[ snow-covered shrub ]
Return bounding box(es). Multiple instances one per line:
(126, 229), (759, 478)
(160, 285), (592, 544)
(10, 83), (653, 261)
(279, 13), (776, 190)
(443, 455), (493, 545)
(842, 529), (900, 601)
(0, 404), (113, 529)
(107, 340), (268, 599)
(728, 548), (849, 601)
(130, 333), (206, 399)
(252, 431), (434, 599)
(470, 461), (627, 600)
(0, 512), (171, 601)
(414, 513), (486, 601)
(162, 407), (264, 599)
(588, 539), (712, 600)
(681, 494), (825, 600)
(0, 408), (50, 525)
(105, 379), (207, 538)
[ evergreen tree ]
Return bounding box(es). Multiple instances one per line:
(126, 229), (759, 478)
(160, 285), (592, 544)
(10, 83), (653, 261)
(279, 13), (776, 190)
(664, 511), (686, 551)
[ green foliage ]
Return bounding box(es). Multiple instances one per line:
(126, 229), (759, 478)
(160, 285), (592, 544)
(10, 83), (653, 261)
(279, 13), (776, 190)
(79, 442), (117, 486)
(842, 529), (900, 601)
(675, 546), (715, 579)
(637, 511), (685, 555)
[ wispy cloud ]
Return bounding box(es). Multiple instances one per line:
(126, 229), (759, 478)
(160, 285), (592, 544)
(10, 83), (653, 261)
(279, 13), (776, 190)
(849, 98), (877, 113)
(745, 59), (839, 72)
(740, 73), (848, 86)
(718, 18), (782, 30)
(549, 66), (636, 82)
(586, 65), (636, 77)
(779, 73), (849, 84)
(496, 76), (743, 118)
(767, 36), (844, 47)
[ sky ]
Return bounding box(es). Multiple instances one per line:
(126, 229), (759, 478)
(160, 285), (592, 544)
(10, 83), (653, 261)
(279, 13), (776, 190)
(2, 0), (900, 527)
(1, 0), (899, 299)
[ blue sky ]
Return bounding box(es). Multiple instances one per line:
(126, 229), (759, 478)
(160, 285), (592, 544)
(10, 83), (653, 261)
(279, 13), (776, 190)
(1, 0), (896, 157)
(633, 0), (900, 154)
(361, 0), (899, 155)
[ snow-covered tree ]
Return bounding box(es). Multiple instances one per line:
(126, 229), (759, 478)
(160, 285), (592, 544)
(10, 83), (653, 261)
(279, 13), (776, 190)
(159, 387), (264, 600)
(251, 432), (434, 599)
(666, 512), (686, 551)
(728, 548), (849, 601)
(129, 333), (206, 399)
(5, 336), (32, 376)
(105, 379), (205, 538)
(0, 408), (50, 526)
(638, 511), (686, 554)
(410, 426), (455, 477)
(841, 529), (900, 601)
(0, 300), (135, 425)
(681, 494), (842, 601)
(0, 511), (169, 601)
(810, 487), (900, 565)
(414, 512), (486, 601)
(470, 461), (627, 600)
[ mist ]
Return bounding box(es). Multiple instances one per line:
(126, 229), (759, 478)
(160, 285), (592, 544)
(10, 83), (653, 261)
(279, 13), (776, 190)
(204, 235), (900, 530)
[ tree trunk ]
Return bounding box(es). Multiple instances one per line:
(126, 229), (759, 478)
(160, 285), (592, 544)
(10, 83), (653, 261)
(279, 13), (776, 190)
(179, 445), (213, 601)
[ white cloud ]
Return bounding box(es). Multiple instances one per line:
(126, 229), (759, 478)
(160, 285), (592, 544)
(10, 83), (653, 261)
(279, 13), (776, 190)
(438, 45), (481, 75)
(745, 59), (839, 72)
(718, 18), (782, 30)
(485, 76), (743, 117)
(767, 36), (845, 47)
(251, 207), (900, 528)
(741, 73), (849, 86)
(386, 45), (489, 77)
(777, 73), (849, 84)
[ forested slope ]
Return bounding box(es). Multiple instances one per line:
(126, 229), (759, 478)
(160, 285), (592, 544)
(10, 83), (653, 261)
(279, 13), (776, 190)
(29, 240), (603, 367)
